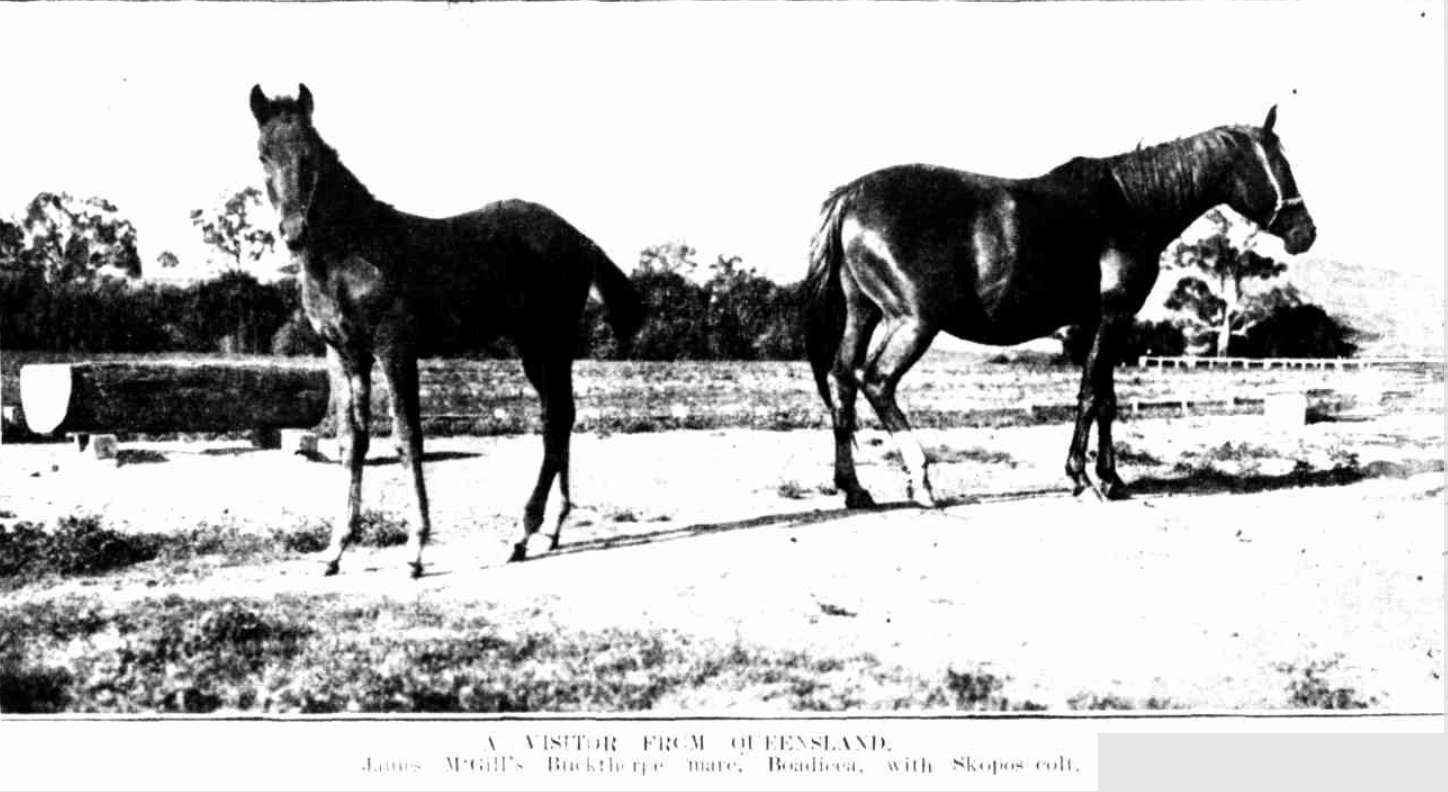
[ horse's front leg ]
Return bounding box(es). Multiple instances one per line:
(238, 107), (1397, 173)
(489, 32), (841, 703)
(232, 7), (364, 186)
(1091, 344), (1129, 501)
(1066, 284), (1135, 501)
(324, 348), (373, 575)
(381, 349), (431, 578)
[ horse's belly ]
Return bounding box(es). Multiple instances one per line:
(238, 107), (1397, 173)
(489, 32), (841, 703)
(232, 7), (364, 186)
(941, 261), (1096, 345)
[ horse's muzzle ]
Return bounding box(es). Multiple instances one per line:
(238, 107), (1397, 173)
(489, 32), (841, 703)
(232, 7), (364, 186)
(1282, 224), (1316, 255)
(280, 215), (309, 248)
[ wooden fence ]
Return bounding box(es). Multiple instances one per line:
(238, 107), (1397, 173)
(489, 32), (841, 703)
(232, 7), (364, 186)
(1136, 356), (1443, 371)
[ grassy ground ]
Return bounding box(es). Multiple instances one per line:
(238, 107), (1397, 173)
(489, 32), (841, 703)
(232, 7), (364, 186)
(0, 590), (1058, 715)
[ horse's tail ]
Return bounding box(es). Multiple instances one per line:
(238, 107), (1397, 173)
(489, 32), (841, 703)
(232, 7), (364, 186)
(587, 241), (645, 345)
(804, 183), (855, 407)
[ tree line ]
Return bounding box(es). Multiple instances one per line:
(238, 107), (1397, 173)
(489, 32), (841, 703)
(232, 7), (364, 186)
(2, 190), (1359, 362)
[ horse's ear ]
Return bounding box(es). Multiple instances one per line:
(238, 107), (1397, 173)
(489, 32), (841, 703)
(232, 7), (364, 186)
(1263, 105), (1278, 135)
(249, 84), (272, 124)
(297, 83), (314, 117)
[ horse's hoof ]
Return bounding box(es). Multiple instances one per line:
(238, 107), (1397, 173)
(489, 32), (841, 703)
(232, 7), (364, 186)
(844, 490), (876, 509)
(322, 560), (340, 577)
(1099, 480), (1131, 501)
(907, 484), (938, 509)
(508, 543), (528, 563)
(408, 562), (424, 579)
(547, 535), (561, 552)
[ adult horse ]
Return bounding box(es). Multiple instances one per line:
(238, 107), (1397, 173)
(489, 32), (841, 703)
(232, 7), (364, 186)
(250, 84), (643, 577)
(805, 107), (1315, 508)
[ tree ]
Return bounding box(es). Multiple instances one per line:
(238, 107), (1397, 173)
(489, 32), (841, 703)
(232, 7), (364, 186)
(636, 241), (705, 280)
(0, 218), (25, 276)
(751, 280), (806, 360)
(1163, 208), (1287, 356)
(1230, 284), (1361, 358)
(189, 186), (280, 276)
(1058, 319), (1187, 366)
(15, 192), (142, 284)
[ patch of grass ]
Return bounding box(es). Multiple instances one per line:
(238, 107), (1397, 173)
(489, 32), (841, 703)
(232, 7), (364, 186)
(1277, 655), (1377, 710)
(883, 445), (1016, 467)
(0, 594), (1051, 714)
(1199, 441), (1281, 463)
(928, 669), (1044, 711)
(351, 511), (411, 548)
(1066, 692), (1179, 710)
(607, 508), (639, 524)
(0, 664), (74, 714)
(776, 480), (807, 500)
(0, 513), (415, 592)
(1113, 444), (1162, 466)
(0, 516), (161, 587)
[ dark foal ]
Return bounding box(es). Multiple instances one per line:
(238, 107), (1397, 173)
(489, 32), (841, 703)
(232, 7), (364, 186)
(251, 85), (643, 577)
(805, 107), (1315, 508)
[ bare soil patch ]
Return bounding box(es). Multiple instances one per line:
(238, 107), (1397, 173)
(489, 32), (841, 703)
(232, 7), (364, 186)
(1, 412), (1441, 713)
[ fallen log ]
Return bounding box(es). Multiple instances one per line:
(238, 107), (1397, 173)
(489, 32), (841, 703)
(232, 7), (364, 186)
(19, 361), (329, 437)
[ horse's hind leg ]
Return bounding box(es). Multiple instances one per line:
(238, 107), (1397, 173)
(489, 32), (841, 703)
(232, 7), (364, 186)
(822, 297), (880, 509)
(381, 349), (432, 578)
(510, 352), (573, 562)
(324, 348), (372, 575)
(543, 361), (574, 551)
(859, 318), (938, 507)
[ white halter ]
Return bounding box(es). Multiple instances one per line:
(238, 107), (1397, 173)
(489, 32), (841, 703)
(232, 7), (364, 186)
(1251, 138), (1303, 227)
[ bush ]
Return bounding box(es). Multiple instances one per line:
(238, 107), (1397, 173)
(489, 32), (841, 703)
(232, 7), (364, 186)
(581, 266), (807, 362)
(1058, 319), (1187, 366)
(1, 271), (306, 355)
(1237, 304), (1359, 358)
(5, 244), (809, 362)
(271, 310), (324, 357)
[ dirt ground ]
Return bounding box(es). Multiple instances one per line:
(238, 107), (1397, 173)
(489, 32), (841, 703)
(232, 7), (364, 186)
(1, 410), (1443, 712)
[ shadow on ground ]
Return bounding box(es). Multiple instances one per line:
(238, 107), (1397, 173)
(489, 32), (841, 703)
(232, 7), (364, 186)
(364, 451), (483, 466)
(533, 456), (1442, 563)
(536, 501), (922, 562)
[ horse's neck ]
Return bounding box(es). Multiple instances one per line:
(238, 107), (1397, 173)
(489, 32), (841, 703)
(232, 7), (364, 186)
(313, 157), (387, 252)
(1123, 183), (1226, 253)
(1108, 138), (1235, 251)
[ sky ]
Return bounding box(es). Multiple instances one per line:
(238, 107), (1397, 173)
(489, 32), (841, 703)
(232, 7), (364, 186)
(0, 1), (1441, 293)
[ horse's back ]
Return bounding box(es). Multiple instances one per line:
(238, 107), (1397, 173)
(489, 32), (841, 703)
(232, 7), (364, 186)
(408, 199), (600, 355)
(838, 162), (1121, 342)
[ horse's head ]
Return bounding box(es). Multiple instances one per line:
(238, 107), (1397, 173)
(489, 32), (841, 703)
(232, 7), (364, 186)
(250, 84), (324, 250)
(1226, 106), (1316, 254)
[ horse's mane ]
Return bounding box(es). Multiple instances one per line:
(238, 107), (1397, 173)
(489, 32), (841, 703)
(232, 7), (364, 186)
(314, 135), (382, 210)
(1104, 125), (1257, 220)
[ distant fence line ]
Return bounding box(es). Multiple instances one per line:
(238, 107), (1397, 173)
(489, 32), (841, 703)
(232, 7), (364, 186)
(1136, 356), (1444, 371)
(4, 354), (1443, 442)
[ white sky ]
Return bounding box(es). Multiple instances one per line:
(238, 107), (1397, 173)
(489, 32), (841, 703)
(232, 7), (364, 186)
(0, 1), (1441, 289)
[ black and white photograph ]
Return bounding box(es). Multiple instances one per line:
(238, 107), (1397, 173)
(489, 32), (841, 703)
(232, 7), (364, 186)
(0, 1), (1442, 789)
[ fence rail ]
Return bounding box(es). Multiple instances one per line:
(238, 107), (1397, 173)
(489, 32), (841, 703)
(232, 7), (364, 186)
(1136, 356), (1444, 371)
